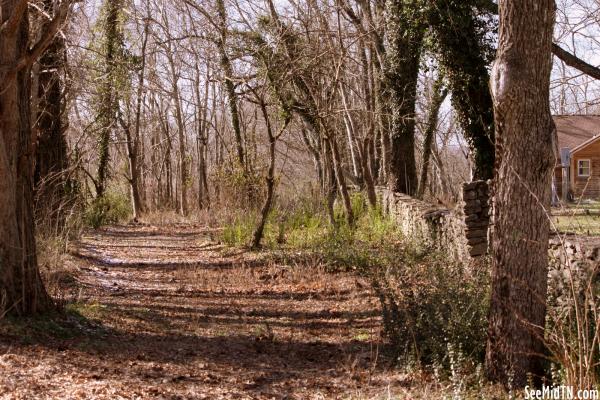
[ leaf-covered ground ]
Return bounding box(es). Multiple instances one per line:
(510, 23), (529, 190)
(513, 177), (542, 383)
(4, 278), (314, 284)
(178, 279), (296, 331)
(0, 224), (427, 399)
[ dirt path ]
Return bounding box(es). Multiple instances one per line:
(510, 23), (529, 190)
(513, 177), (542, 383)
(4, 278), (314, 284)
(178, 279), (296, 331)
(0, 225), (402, 399)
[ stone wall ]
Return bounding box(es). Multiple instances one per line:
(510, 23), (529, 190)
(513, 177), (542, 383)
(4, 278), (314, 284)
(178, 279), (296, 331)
(549, 236), (600, 273)
(548, 236), (600, 299)
(462, 181), (491, 257)
(378, 180), (491, 262)
(379, 181), (600, 272)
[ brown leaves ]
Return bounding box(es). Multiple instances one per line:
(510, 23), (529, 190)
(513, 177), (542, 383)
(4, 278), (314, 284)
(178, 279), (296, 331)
(0, 224), (405, 399)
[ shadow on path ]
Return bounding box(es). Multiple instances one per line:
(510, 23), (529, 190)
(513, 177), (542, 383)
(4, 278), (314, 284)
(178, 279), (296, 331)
(0, 224), (391, 399)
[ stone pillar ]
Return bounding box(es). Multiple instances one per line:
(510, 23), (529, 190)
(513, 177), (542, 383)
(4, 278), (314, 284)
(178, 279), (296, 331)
(462, 180), (490, 257)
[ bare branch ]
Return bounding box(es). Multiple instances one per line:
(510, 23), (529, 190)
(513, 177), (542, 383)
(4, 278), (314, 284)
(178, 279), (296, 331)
(18, 0), (73, 71)
(552, 43), (600, 82)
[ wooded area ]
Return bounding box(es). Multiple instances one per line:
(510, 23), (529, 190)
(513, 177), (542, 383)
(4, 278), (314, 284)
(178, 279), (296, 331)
(0, 0), (599, 398)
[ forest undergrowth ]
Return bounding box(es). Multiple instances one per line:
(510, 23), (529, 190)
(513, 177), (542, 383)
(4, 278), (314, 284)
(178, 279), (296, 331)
(0, 191), (511, 399)
(1, 190), (597, 399)
(218, 193), (502, 398)
(219, 191), (599, 396)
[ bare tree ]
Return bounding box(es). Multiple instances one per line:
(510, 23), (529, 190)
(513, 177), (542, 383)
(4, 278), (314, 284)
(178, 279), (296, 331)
(417, 75), (447, 199)
(249, 85), (291, 249)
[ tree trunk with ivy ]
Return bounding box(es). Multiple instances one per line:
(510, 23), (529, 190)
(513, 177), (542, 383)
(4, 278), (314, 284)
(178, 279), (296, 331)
(385, 0), (425, 195)
(94, 0), (125, 199)
(216, 0), (245, 171)
(429, 0), (496, 180)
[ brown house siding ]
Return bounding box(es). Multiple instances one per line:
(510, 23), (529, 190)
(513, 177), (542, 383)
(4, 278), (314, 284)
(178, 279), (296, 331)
(571, 138), (600, 198)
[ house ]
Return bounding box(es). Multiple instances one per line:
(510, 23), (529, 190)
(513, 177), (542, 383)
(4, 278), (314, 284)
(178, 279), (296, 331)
(554, 115), (600, 201)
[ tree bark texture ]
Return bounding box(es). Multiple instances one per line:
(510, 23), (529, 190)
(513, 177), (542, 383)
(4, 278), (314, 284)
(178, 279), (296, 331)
(485, 0), (557, 387)
(34, 14), (70, 229)
(0, 1), (52, 316)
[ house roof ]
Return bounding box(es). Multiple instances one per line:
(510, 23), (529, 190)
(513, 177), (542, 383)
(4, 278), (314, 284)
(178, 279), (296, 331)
(554, 115), (600, 150)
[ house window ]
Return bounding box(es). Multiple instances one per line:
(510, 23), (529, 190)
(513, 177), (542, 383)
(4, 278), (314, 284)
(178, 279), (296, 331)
(578, 159), (591, 177)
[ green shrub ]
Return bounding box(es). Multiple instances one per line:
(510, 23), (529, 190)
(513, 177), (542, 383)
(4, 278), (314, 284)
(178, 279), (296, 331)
(221, 213), (257, 246)
(219, 194), (328, 249)
(350, 191), (368, 217)
(284, 212), (326, 249)
(373, 255), (490, 369)
(355, 205), (399, 244)
(83, 191), (131, 228)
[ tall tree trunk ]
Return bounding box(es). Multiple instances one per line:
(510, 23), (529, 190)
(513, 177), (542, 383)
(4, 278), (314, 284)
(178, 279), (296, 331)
(0, 1), (52, 316)
(216, 0), (245, 170)
(357, 41), (378, 207)
(375, 59), (391, 184)
(159, 111), (174, 210)
(385, 0), (425, 195)
(150, 114), (160, 210)
(95, 0), (123, 199)
(197, 137), (209, 209)
(323, 139), (338, 226)
(34, 6), (70, 229)
(417, 77), (447, 199)
(339, 86), (361, 183)
(124, 9), (150, 219)
(485, 0), (556, 388)
(195, 64), (211, 210)
(373, 46), (389, 185)
(166, 56), (188, 216)
(119, 118), (143, 219)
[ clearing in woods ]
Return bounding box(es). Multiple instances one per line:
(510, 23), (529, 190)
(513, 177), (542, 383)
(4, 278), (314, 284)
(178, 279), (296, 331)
(0, 224), (410, 399)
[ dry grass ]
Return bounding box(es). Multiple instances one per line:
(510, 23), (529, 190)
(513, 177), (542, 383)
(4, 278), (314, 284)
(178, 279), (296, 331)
(552, 199), (600, 235)
(553, 215), (600, 236)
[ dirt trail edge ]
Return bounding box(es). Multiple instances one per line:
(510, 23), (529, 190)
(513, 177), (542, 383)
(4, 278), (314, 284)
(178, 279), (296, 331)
(0, 224), (405, 400)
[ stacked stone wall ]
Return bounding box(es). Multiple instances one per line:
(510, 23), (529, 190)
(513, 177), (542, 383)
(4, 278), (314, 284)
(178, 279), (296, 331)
(462, 181), (491, 257)
(379, 181), (600, 278)
(377, 180), (491, 262)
